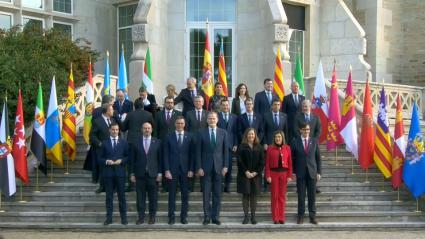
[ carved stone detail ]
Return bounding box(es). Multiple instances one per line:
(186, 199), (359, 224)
(132, 24), (148, 43)
(274, 24), (289, 43)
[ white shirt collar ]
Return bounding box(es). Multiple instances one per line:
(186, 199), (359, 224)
(143, 136), (152, 140)
(175, 130), (184, 136)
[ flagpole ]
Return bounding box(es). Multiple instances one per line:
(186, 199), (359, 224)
(18, 181), (26, 203)
(0, 190), (4, 212)
(64, 154), (70, 175)
(35, 167), (41, 192)
(395, 188), (402, 202)
(49, 160), (54, 184)
(364, 168), (370, 183)
(380, 176), (385, 192)
(351, 155), (355, 174)
(414, 198), (421, 213)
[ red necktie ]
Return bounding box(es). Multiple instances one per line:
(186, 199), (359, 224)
(304, 139), (309, 153)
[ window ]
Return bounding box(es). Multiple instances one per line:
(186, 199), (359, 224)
(23, 17), (44, 31)
(0, 13), (12, 30)
(288, 29), (304, 81)
(0, 0), (12, 3)
(54, 0), (72, 14)
(187, 0), (236, 96)
(187, 0), (236, 22)
(117, 4), (137, 80)
(22, 0), (43, 9)
(53, 22), (72, 39)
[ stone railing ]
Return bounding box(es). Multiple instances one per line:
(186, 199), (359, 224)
(304, 77), (425, 120)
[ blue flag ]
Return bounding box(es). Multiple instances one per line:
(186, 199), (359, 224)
(103, 50), (110, 95)
(402, 103), (425, 198)
(118, 48), (128, 99)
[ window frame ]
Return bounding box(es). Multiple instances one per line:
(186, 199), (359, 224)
(287, 28), (305, 82)
(22, 15), (45, 30)
(0, 11), (13, 30)
(0, 0), (13, 4)
(53, 20), (73, 40)
(22, 0), (44, 10)
(52, 0), (74, 16)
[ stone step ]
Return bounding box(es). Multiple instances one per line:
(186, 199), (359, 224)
(1, 211), (423, 223)
(2, 200), (417, 212)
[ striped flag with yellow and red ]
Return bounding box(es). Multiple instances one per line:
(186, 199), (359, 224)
(201, 25), (214, 109)
(273, 48), (284, 101)
(62, 64), (77, 161)
(218, 39), (228, 97)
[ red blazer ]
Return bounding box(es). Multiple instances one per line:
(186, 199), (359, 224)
(265, 145), (293, 179)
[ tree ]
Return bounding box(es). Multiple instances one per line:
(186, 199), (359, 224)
(0, 24), (99, 125)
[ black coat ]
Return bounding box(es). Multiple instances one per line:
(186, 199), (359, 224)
(293, 112), (322, 140)
(121, 109), (154, 145)
(262, 111), (289, 145)
(185, 109), (208, 133)
(134, 94), (157, 116)
(231, 97), (244, 116)
(237, 113), (263, 143)
(282, 93), (305, 141)
(129, 137), (162, 178)
(99, 138), (129, 178)
(254, 91), (280, 116)
(174, 88), (205, 116)
(290, 137), (321, 179)
(154, 109), (182, 140)
(237, 143), (264, 194)
(163, 131), (195, 176)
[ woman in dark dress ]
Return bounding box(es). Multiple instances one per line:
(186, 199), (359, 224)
(231, 83), (250, 116)
(237, 128), (264, 224)
(208, 82), (226, 112)
(265, 130), (293, 224)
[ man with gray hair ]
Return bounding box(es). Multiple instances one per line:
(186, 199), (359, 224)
(293, 100), (321, 140)
(283, 81), (305, 142)
(175, 77), (205, 116)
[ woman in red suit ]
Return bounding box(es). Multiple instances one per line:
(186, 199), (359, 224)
(265, 130), (293, 224)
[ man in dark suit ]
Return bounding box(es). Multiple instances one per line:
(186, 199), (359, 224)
(89, 103), (116, 193)
(175, 77), (205, 116)
(120, 99), (154, 192)
(196, 112), (229, 225)
(217, 98), (238, 193)
(293, 100), (322, 140)
(130, 122), (162, 225)
(291, 122), (321, 225)
(263, 99), (289, 147)
(99, 122), (128, 225)
(185, 95), (208, 132)
(113, 89), (133, 122)
(254, 78), (280, 117)
(238, 97), (263, 143)
(134, 86), (157, 117)
(92, 95), (115, 120)
(282, 82), (305, 142)
(164, 116), (195, 225)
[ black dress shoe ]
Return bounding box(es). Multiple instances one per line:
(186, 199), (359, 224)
(121, 220), (128, 225)
(103, 219), (112, 226)
(316, 188), (321, 194)
(212, 219), (221, 225)
(95, 187), (105, 194)
(274, 221), (278, 224)
(309, 218), (319, 225)
(279, 221), (285, 224)
(148, 217), (155, 224)
(297, 217), (304, 224)
(136, 219), (144, 225)
(168, 218), (175, 225)
(242, 216), (249, 224)
(251, 216), (257, 225)
(180, 218), (188, 224)
(202, 219), (210, 225)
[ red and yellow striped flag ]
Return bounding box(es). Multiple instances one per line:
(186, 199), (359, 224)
(273, 48), (285, 101)
(392, 94), (405, 188)
(373, 87), (392, 178)
(201, 26), (214, 109)
(62, 64), (77, 161)
(218, 39), (228, 97)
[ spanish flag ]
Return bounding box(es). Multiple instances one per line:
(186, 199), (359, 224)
(273, 48), (284, 101)
(201, 24), (214, 109)
(62, 64), (76, 161)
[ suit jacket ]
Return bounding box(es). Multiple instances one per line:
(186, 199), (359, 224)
(113, 99), (134, 119)
(291, 137), (321, 179)
(231, 97), (245, 116)
(121, 109), (154, 145)
(237, 112), (263, 143)
(134, 94), (157, 115)
(99, 138), (129, 177)
(254, 91), (280, 116)
(130, 137), (162, 178)
(89, 117), (116, 148)
(217, 112), (238, 149)
(163, 131), (195, 176)
(282, 93), (304, 117)
(154, 109), (182, 140)
(92, 107), (103, 121)
(264, 145), (293, 179)
(175, 88), (205, 116)
(208, 94), (225, 112)
(262, 111), (289, 145)
(185, 109), (208, 133)
(196, 128), (229, 175)
(293, 112), (322, 139)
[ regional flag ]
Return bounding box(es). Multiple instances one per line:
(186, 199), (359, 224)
(30, 83), (47, 174)
(326, 63), (343, 150)
(201, 26), (214, 109)
(12, 89), (29, 184)
(294, 52), (305, 95)
(373, 87), (392, 178)
(340, 68), (358, 159)
(311, 61), (329, 143)
(218, 39), (228, 97)
(359, 80), (374, 170)
(46, 76), (63, 167)
(118, 46), (128, 98)
(62, 65), (76, 161)
(273, 48), (285, 101)
(392, 94), (405, 189)
(103, 50), (111, 95)
(143, 47), (153, 94)
(83, 60), (94, 145)
(0, 100), (16, 197)
(402, 103), (425, 198)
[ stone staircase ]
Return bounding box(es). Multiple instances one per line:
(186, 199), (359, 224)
(1, 135), (425, 231)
